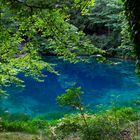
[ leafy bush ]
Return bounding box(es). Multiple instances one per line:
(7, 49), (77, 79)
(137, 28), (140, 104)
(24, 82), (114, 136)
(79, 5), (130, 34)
(0, 107), (139, 140)
(49, 107), (139, 140)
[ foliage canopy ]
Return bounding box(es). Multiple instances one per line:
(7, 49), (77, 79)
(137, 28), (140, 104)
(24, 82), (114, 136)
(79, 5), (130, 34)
(0, 0), (106, 93)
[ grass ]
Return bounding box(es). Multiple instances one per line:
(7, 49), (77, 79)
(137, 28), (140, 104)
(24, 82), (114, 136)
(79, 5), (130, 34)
(0, 107), (139, 140)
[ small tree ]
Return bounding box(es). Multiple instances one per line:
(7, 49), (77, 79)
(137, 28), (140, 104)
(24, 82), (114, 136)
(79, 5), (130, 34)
(57, 85), (91, 139)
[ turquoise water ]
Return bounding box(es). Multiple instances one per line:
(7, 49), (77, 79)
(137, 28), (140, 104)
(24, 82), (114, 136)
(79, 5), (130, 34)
(0, 57), (140, 119)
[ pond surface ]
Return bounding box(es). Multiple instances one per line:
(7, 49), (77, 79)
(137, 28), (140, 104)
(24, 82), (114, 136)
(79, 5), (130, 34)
(0, 57), (140, 119)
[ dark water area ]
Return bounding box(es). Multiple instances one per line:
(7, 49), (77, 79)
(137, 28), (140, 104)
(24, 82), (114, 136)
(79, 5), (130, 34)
(0, 57), (140, 119)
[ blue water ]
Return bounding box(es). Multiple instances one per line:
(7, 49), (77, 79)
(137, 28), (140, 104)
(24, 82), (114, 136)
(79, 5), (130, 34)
(0, 57), (140, 119)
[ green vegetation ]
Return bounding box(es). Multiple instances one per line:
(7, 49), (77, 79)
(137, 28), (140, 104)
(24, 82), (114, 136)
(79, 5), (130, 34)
(0, 0), (135, 94)
(0, 0), (104, 94)
(70, 0), (134, 59)
(0, 107), (139, 139)
(0, 0), (140, 139)
(57, 86), (91, 139)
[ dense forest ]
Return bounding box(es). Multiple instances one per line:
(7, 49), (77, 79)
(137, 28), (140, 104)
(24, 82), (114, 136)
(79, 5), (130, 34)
(0, 0), (140, 139)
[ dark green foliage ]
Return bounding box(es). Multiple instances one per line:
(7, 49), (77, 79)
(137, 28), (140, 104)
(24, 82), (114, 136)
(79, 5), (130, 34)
(70, 0), (134, 59)
(123, 0), (140, 74)
(123, 0), (140, 54)
(118, 11), (134, 59)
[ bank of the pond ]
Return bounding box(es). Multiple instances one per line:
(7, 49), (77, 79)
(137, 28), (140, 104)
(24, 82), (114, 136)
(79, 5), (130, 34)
(0, 132), (46, 140)
(0, 107), (139, 140)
